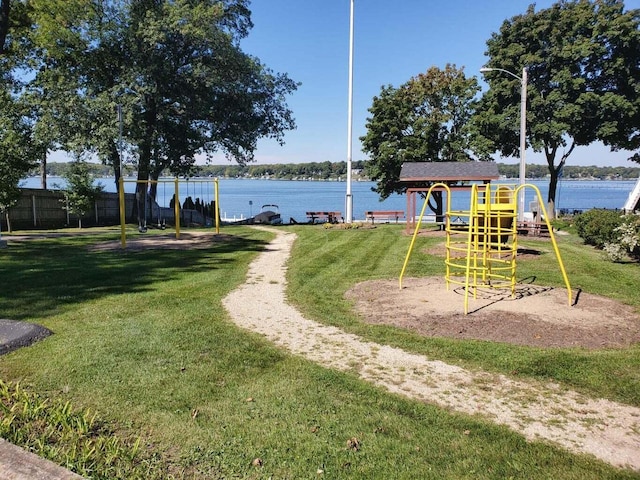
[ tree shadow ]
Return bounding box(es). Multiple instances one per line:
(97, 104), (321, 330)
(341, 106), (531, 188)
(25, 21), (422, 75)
(0, 232), (269, 321)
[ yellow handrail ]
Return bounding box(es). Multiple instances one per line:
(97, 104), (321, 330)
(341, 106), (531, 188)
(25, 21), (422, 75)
(515, 184), (572, 305)
(399, 183), (451, 289)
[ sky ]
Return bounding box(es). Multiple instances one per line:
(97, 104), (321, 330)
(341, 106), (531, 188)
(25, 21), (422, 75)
(223, 0), (640, 168)
(45, 1), (640, 168)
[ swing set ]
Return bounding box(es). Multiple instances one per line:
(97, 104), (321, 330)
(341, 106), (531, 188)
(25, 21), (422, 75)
(399, 182), (572, 314)
(118, 177), (220, 248)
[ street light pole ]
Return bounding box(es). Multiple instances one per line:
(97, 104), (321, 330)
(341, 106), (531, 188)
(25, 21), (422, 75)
(345, 0), (355, 223)
(480, 66), (528, 221)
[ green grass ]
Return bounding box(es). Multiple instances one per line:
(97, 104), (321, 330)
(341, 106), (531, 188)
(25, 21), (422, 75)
(287, 224), (640, 408)
(0, 225), (638, 478)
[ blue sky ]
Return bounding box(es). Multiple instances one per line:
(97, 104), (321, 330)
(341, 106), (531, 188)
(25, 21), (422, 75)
(228, 0), (640, 168)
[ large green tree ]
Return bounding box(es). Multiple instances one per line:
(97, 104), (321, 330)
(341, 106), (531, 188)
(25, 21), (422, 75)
(361, 64), (491, 200)
(8, 0), (298, 227)
(0, 0), (36, 230)
(477, 0), (640, 216)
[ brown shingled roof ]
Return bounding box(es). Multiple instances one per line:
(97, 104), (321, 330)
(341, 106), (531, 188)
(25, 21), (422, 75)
(399, 162), (500, 182)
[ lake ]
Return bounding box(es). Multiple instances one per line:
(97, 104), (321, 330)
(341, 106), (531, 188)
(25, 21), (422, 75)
(21, 176), (637, 222)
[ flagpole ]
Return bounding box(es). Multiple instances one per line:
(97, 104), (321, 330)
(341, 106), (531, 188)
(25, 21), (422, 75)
(345, 0), (354, 223)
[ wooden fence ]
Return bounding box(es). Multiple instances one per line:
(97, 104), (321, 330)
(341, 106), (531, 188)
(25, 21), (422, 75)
(3, 189), (213, 231)
(3, 189), (136, 231)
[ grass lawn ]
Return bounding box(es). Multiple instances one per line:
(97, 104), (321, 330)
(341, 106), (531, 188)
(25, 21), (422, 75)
(287, 224), (640, 408)
(0, 225), (638, 479)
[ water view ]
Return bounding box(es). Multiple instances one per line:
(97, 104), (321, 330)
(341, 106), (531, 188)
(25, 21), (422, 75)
(21, 176), (637, 223)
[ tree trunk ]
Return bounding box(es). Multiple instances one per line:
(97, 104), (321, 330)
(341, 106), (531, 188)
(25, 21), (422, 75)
(544, 141), (574, 220)
(134, 96), (156, 230)
(136, 165), (149, 230)
(110, 142), (121, 191)
(40, 154), (47, 190)
(426, 190), (444, 226)
(547, 171), (559, 219)
(0, 0), (9, 55)
(149, 166), (163, 201)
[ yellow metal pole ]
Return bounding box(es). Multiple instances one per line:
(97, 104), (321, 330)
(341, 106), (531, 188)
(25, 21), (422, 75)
(174, 177), (180, 239)
(118, 177), (126, 248)
(214, 178), (220, 234)
(440, 184), (453, 290)
(516, 184), (572, 305)
(399, 183), (449, 289)
(463, 184), (479, 314)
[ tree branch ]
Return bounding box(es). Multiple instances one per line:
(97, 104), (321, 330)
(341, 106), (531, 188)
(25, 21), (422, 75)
(558, 140), (576, 173)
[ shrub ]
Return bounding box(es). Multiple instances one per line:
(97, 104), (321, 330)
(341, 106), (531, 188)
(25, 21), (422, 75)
(573, 209), (624, 248)
(604, 215), (640, 262)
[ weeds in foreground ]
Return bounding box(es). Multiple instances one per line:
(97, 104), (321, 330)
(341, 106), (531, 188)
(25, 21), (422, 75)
(0, 380), (169, 479)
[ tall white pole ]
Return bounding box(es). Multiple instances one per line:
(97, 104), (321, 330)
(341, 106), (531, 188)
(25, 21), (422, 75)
(518, 67), (527, 222)
(479, 66), (528, 222)
(345, 0), (354, 223)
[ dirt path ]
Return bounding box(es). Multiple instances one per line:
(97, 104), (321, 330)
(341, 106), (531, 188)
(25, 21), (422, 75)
(222, 227), (640, 471)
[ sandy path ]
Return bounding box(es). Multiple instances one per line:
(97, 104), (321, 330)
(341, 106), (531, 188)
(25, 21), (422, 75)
(222, 228), (640, 471)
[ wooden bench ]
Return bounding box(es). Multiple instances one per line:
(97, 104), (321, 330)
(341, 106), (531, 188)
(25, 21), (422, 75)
(365, 210), (404, 224)
(306, 211), (343, 224)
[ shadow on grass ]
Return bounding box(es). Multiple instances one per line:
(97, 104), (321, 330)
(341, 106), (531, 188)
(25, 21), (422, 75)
(0, 232), (268, 321)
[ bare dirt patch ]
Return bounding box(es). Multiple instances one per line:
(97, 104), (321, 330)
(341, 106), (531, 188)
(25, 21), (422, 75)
(346, 276), (640, 349)
(88, 231), (233, 252)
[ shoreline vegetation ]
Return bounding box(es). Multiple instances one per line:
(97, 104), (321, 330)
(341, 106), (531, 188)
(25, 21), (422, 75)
(36, 161), (640, 182)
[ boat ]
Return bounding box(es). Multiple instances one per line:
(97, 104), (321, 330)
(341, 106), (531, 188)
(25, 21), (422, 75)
(254, 204), (282, 225)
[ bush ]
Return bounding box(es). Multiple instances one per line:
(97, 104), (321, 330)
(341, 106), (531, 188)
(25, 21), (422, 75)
(603, 215), (640, 262)
(573, 209), (624, 248)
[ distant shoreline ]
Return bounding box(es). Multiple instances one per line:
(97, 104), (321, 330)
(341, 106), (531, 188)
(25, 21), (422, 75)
(34, 161), (640, 183)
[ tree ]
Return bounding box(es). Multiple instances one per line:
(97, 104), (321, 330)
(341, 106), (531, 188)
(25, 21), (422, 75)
(9, 0), (298, 228)
(1, 0), (103, 190)
(0, 0), (35, 233)
(361, 64), (491, 201)
(60, 159), (104, 228)
(116, 0), (297, 212)
(0, 91), (36, 232)
(477, 0), (640, 216)
(592, 2), (640, 162)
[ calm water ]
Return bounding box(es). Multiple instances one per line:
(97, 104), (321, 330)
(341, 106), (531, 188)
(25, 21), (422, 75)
(21, 176), (637, 222)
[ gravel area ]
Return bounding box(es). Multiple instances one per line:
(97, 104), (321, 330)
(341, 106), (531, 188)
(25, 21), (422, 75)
(222, 227), (640, 471)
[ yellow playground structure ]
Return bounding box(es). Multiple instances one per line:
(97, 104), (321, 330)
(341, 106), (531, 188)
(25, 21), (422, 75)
(399, 182), (572, 314)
